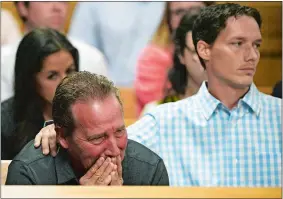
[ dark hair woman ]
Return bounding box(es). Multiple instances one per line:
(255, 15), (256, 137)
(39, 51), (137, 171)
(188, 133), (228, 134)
(1, 28), (79, 159)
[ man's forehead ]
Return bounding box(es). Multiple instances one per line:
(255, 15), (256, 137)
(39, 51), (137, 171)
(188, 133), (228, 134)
(71, 96), (123, 127)
(219, 15), (261, 40)
(225, 15), (260, 30)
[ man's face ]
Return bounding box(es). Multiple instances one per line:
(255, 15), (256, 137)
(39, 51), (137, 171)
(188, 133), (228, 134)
(18, 2), (68, 32)
(169, 2), (205, 31)
(62, 94), (128, 171)
(206, 16), (262, 89)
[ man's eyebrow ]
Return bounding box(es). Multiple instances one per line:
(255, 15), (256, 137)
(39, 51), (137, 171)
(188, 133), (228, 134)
(117, 125), (126, 131)
(229, 36), (262, 43)
(229, 36), (246, 41)
(254, 38), (262, 43)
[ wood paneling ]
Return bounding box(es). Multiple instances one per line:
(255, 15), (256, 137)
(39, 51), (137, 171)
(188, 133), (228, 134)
(119, 87), (137, 119)
(254, 57), (282, 87)
(260, 37), (281, 56)
(1, 160), (11, 185)
(1, 186), (281, 198)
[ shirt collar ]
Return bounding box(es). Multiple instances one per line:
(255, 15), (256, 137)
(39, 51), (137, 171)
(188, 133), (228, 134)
(240, 82), (262, 116)
(194, 82), (262, 120)
(55, 147), (78, 184)
(195, 82), (221, 120)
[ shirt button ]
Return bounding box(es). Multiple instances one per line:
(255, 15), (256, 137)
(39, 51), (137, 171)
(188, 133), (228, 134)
(234, 158), (238, 164)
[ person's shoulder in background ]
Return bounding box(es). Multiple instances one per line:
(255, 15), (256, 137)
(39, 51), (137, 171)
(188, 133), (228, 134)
(68, 37), (108, 77)
(271, 80), (282, 99)
(1, 9), (22, 46)
(1, 39), (22, 102)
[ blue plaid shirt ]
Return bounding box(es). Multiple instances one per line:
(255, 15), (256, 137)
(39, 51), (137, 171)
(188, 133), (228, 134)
(127, 82), (281, 186)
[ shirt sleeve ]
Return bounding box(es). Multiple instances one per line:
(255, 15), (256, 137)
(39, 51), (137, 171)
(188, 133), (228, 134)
(5, 161), (35, 185)
(1, 10), (21, 45)
(68, 2), (100, 48)
(127, 113), (160, 155)
(151, 159), (169, 185)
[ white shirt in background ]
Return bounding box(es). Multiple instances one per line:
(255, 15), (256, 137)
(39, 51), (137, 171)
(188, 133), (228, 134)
(1, 9), (22, 46)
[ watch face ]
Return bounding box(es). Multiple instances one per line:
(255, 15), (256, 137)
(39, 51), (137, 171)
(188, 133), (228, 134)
(43, 120), (54, 127)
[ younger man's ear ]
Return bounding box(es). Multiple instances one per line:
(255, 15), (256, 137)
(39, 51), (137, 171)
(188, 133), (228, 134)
(197, 40), (211, 62)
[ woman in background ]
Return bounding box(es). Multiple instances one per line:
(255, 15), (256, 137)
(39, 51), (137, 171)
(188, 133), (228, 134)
(135, 2), (212, 116)
(1, 28), (79, 159)
(141, 7), (206, 115)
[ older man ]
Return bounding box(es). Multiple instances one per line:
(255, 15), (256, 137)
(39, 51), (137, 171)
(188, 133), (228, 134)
(6, 72), (169, 185)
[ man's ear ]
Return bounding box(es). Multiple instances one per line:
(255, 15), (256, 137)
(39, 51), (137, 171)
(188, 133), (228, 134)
(56, 126), (69, 149)
(16, 2), (29, 19)
(197, 40), (211, 62)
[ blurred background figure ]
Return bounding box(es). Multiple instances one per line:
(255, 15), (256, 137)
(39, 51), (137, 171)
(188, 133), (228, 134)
(1, 2), (108, 102)
(1, 1), (281, 125)
(135, 2), (213, 116)
(68, 2), (166, 87)
(272, 80), (282, 98)
(141, 6), (206, 115)
(1, 9), (21, 45)
(1, 28), (79, 160)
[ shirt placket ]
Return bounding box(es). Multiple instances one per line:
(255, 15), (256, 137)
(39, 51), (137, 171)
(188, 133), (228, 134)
(228, 108), (239, 186)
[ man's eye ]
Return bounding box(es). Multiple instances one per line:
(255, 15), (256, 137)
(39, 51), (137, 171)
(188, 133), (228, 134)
(90, 137), (105, 145)
(115, 129), (125, 137)
(254, 43), (261, 49)
(232, 42), (242, 47)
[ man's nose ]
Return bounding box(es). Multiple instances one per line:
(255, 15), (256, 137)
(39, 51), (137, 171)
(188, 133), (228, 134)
(105, 137), (120, 157)
(244, 45), (259, 62)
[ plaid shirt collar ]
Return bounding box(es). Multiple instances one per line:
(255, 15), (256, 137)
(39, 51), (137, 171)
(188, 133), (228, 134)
(194, 81), (262, 120)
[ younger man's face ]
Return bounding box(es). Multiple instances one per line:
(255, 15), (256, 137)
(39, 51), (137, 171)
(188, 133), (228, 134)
(206, 15), (262, 89)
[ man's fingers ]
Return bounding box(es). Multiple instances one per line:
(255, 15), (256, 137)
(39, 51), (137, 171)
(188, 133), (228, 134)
(80, 157), (118, 185)
(84, 157), (105, 179)
(104, 174), (112, 186)
(110, 171), (118, 185)
(117, 155), (122, 178)
(97, 162), (115, 184)
(34, 124), (56, 154)
(94, 158), (113, 183)
(111, 157), (117, 165)
(48, 130), (58, 157)
(41, 130), (50, 155)
(34, 131), (43, 147)
(49, 140), (58, 157)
